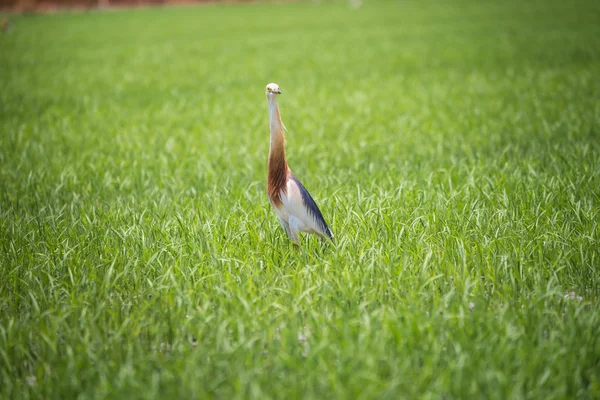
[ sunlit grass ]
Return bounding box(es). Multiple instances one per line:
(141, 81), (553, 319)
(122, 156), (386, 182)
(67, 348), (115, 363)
(1, 0), (600, 397)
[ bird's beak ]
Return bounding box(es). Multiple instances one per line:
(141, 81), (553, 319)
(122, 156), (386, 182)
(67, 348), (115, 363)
(276, 89), (282, 94)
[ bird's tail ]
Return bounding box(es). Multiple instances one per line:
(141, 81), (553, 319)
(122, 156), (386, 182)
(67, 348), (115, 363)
(319, 226), (334, 241)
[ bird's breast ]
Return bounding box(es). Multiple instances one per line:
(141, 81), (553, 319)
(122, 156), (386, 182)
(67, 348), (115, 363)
(269, 192), (289, 221)
(270, 179), (302, 219)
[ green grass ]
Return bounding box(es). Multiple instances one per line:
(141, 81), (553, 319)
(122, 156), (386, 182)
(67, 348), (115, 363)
(1, 0), (600, 397)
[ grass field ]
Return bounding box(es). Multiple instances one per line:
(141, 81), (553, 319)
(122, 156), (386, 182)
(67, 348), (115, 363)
(1, 0), (600, 397)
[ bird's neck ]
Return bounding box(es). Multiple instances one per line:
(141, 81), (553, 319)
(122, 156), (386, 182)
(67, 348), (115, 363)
(268, 98), (287, 166)
(267, 97), (288, 203)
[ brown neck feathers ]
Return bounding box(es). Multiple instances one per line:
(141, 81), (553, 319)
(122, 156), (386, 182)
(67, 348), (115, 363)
(268, 141), (288, 207)
(267, 100), (288, 207)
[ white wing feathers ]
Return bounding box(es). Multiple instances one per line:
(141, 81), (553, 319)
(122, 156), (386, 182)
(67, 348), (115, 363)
(276, 174), (332, 240)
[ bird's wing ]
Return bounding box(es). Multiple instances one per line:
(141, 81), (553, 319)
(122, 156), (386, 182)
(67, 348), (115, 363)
(284, 173), (333, 239)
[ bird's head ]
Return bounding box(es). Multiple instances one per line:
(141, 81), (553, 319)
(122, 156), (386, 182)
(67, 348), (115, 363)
(266, 83), (282, 98)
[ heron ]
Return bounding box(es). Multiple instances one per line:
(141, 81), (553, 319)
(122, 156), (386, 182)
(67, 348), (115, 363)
(265, 83), (333, 245)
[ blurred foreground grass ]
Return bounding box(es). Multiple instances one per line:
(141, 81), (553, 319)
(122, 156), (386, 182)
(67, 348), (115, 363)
(1, 0), (600, 398)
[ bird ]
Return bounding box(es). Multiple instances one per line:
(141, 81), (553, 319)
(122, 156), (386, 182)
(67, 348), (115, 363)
(265, 83), (333, 245)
